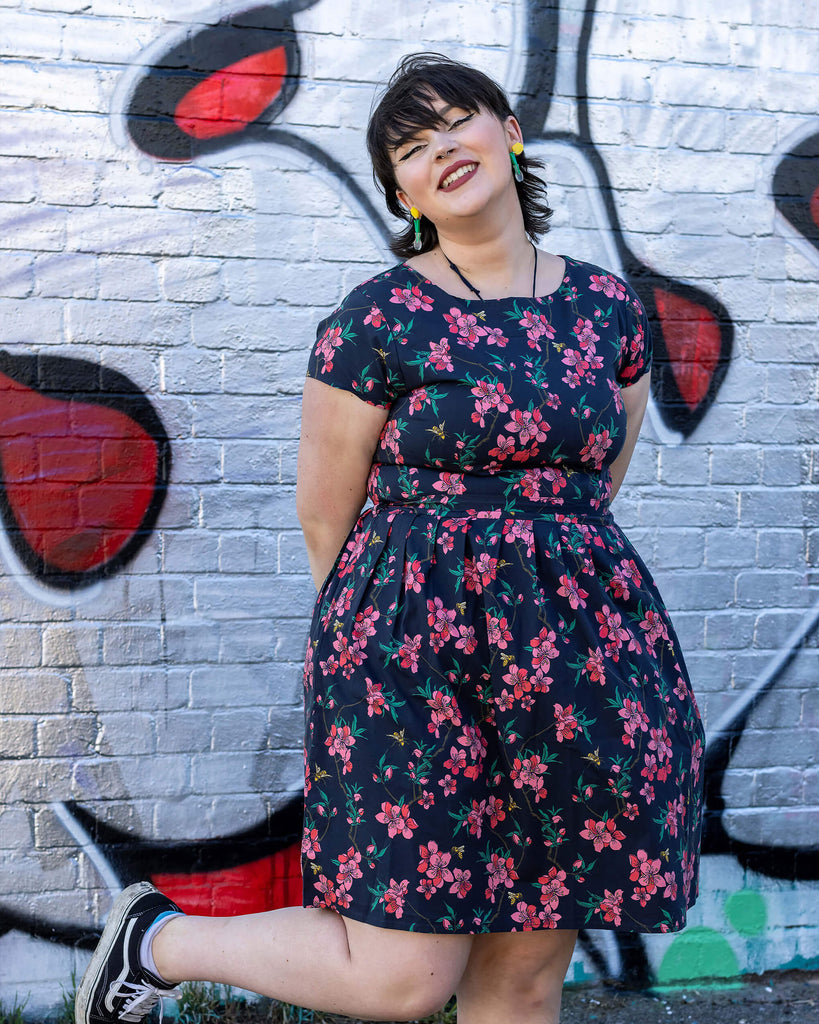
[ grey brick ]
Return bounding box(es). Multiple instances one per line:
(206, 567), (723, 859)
(211, 709), (269, 752)
(729, 728), (818, 769)
(217, 532), (278, 573)
(200, 486), (296, 531)
(0, 717), (36, 757)
(751, 767), (805, 807)
(0, 806), (32, 850)
(162, 440), (221, 484)
(154, 711), (213, 755)
(710, 445), (761, 485)
(42, 625), (100, 667)
(704, 612), (755, 650)
(0, 625), (41, 667)
(0, 672), (69, 715)
(96, 713), (155, 756)
(222, 442), (281, 485)
(735, 570), (807, 608)
(194, 574), (313, 619)
(756, 529), (806, 569)
(651, 528), (704, 569)
(277, 531), (310, 575)
(761, 448), (805, 486)
(162, 531), (220, 573)
(64, 298), (192, 347)
(36, 715), (97, 757)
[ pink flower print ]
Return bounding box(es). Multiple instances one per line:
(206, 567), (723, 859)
(629, 850), (666, 902)
(458, 724), (487, 773)
(449, 868), (472, 898)
(530, 626), (558, 673)
(397, 633), (423, 672)
(313, 873), (336, 907)
(608, 377), (624, 413)
(537, 866), (569, 908)
(416, 877), (439, 900)
(426, 688), (462, 737)
(381, 877), (409, 918)
(640, 781), (655, 804)
(619, 698), (649, 747)
(472, 552), (498, 587)
(539, 905), (562, 928)
(351, 604), (380, 645)
(314, 324), (343, 373)
(502, 664), (531, 701)
(554, 703), (579, 742)
(437, 531), (454, 553)
(580, 817), (626, 853)
(691, 737), (703, 783)
(427, 596), (456, 638)
(364, 303), (386, 327)
(426, 337), (454, 372)
(485, 853), (518, 895)
(596, 605), (630, 656)
(418, 840), (454, 886)
(466, 799), (485, 838)
(505, 407), (550, 445)
(485, 326), (508, 347)
(487, 614), (513, 648)
(432, 472), (466, 496)
(663, 872), (678, 902)
(557, 573), (589, 610)
(512, 901), (541, 930)
(518, 310), (554, 350)
(444, 307), (487, 347)
(420, 790), (435, 809)
(510, 754), (548, 801)
(365, 678), (386, 717)
(439, 773), (458, 796)
(444, 746), (468, 774)
(649, 725), (673, 764)
(580, 429), (613, 469)
(488, 434), (516, 461)
(471, 379), (511, 426)
(640, 609), (669, 656)
(390, 284), (433, 311)
(337, 847), (363, 886)
(609, 558), (642, 600)
(573, 317), (600, 347)
(376, 801), (419, 839)
(325, 722), (355, 773)
(598, 888), (624, 926)
(408, 387), (432, 414)
(486, 797), (505, 828)
(301, 826), (320, 860)
(455, 623), (478, 654)
(404, 556), (425, 593)
(583, 646), (607, 685)
(589, 273), (626, 300)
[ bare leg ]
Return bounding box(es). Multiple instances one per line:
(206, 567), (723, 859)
(454, 929), (578, 1024)
(152, 906), (473, 1022)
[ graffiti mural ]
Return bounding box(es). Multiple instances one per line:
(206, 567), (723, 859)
(0, 0), (817, 1010)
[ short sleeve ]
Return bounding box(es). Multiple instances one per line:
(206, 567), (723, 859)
(307, 284), (401, 409)
(615, 285), (653, 387)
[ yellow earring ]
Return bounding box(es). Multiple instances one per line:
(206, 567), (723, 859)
(510, 142), (524, 183)
(410, 206), (422, 251)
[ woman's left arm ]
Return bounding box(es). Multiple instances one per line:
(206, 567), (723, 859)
(608, 373), (651, 501)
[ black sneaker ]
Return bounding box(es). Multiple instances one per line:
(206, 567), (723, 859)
(75, 882), (183, 1024)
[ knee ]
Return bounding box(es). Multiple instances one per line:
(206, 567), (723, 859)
(389, 973), (455, 1020)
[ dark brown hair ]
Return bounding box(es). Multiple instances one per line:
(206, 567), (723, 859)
(366, 52), (552, 258)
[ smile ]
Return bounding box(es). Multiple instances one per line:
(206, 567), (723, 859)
(439, 162), (478, 190)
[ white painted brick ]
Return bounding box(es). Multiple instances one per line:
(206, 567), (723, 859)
(97, 162), (162, 208)
(61, 14), (157, 64)
(160, 257), (222, 303)
(0, 295), (64, 341)
(1, 202), (66, 251)
(64, 297), (191, 346)
(37, 158), (98, 206)
(0, 251), (34, 295)
(2, 60), (104, 113)
(34, 251), (97, 297)
(159, 167), (225, 212)
(97, 254), (159, 300)
(0, 12), (65, 60)
(66, 205), (194, 256)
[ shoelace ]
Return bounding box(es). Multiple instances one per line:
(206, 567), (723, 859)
(108, 980), (181, 1023)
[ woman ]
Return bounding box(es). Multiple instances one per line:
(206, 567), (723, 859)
(76, 53), (704, 1024)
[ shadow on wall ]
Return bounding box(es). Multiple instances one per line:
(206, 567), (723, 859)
(1, 0), (818, 991)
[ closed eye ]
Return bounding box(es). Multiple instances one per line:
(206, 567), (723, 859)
(449, 113), (474, 129)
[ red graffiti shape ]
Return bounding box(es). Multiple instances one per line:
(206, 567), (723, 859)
(812, 184), (819, 230)
(0, 373), (158, 573)
(174, 47), (288, 139)
(151, 844), (302, 916)
(653, 288), (722, 410)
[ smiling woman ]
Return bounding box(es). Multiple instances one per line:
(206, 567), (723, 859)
(77, 51), (703, 1024)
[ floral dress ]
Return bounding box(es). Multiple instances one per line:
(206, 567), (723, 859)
(301, 256), (704, 934)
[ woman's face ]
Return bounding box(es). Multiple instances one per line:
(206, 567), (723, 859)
(390, 94), (522, 234)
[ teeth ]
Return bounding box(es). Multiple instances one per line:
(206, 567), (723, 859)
(441, 164), (476, 188)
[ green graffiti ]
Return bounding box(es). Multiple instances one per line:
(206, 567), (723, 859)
(658, 927), (739, 983)
(724, 889), (767, 936)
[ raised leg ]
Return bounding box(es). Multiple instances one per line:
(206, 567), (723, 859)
(153, 906), (473, 1022)
(454, 929), (578, 1024)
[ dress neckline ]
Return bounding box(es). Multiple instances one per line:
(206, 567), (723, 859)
(397, 255), (569, 304)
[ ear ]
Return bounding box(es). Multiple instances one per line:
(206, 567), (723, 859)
(504, 115), (523, 149)
(396, 189), (411, 213)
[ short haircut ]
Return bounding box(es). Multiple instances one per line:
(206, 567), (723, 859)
(366, 52), (553, 259)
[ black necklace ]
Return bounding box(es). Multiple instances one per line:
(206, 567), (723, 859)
(439, 241), (539, 300)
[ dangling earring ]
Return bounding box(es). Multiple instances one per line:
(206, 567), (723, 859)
(510, 142), (524, 183)
(410, 206), (422, 251)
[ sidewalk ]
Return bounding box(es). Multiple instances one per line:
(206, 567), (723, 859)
(558, 970), (819, 1024)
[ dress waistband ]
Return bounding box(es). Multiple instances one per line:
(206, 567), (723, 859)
(367, 463), (612, 521)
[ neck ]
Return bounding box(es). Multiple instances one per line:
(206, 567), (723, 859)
(433, 194), (534, 299)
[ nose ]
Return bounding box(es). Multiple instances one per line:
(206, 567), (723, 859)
(433, 134), (456, 159)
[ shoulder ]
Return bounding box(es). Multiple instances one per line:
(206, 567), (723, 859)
(563, 256), (642, 308)
(330, 264), (409, 312)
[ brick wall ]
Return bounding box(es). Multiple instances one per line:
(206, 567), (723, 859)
(0, 0), (817, 1010)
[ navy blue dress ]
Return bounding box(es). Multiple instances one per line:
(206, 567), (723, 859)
(301, 256), (704, 933)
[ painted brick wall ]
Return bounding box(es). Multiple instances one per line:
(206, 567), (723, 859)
(0, 0), (817, 1011)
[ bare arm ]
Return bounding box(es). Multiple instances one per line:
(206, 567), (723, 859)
(608, 373), (651, 501)
(296, 378), (389, 590)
